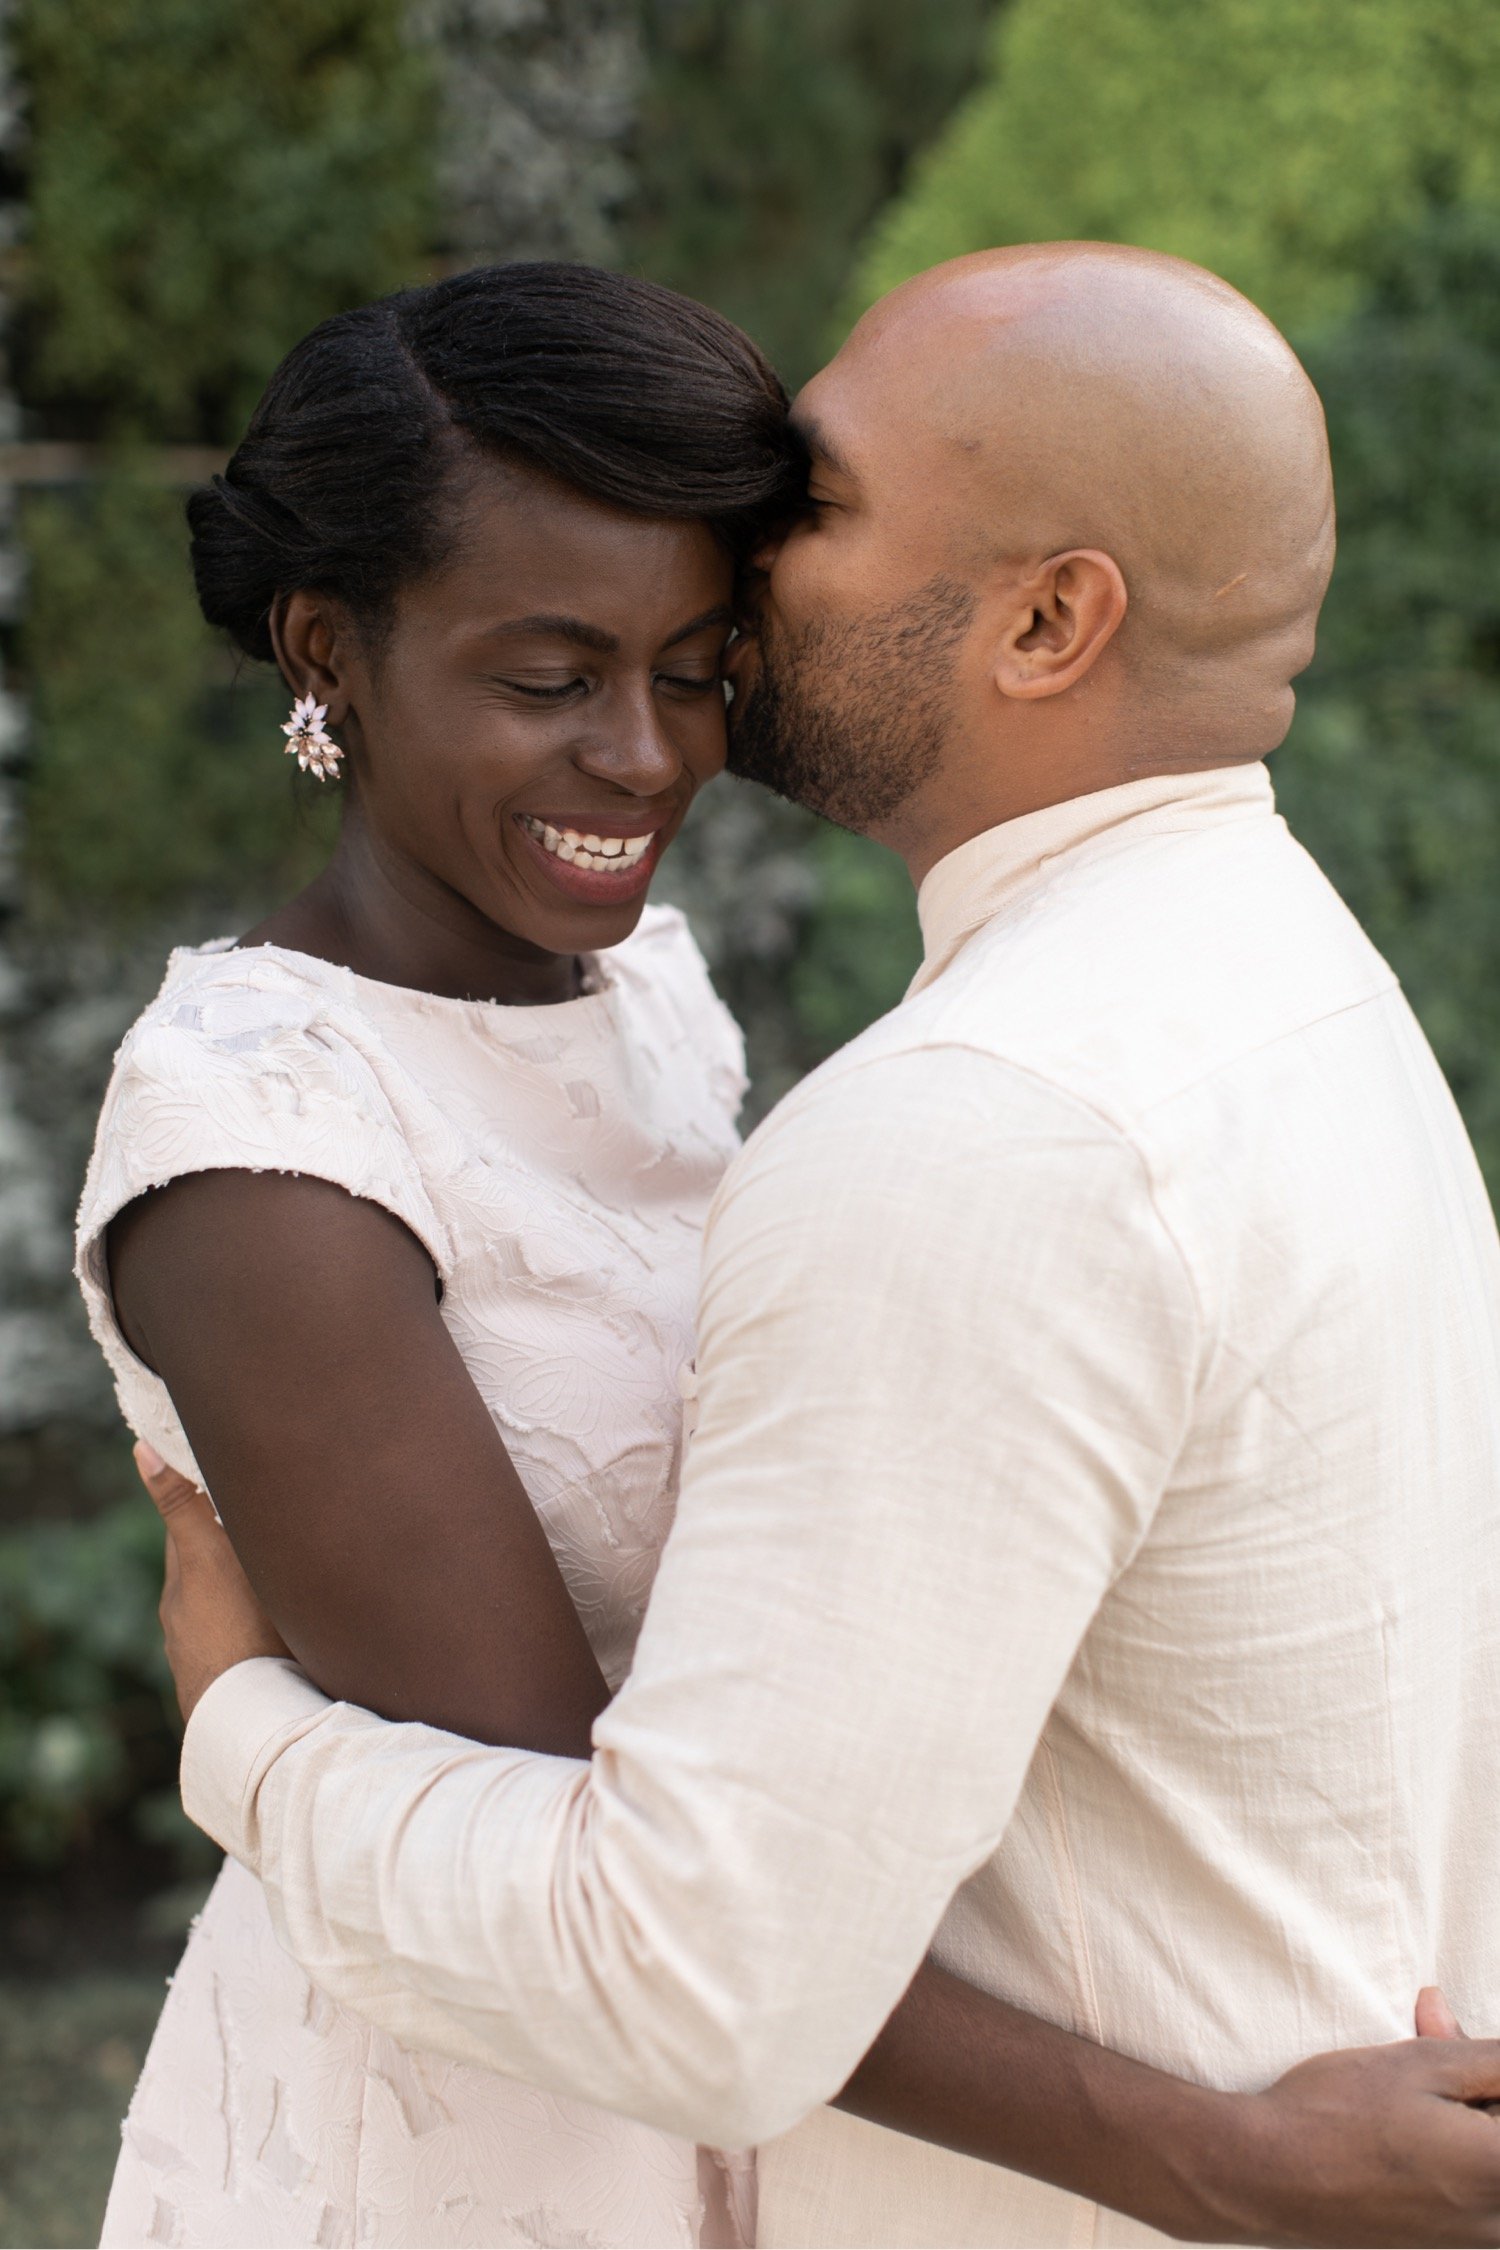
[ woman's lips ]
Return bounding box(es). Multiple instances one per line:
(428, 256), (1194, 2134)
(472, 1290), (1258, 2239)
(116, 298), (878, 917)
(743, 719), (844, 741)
(513, 812), (666, 907)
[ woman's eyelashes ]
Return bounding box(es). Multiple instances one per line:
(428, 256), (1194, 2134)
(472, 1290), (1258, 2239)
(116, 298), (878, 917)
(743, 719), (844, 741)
(656, 670), (725, 697)
(493, 670), (724, 703)
(496, 677), (586, 701)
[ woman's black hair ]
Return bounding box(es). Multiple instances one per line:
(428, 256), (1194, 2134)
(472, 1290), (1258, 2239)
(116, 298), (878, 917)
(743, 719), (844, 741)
(188, 262), (803, 662)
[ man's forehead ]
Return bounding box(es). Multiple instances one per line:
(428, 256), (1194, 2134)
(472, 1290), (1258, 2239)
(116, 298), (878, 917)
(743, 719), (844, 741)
(790, 349), (935, 481)
(794, 353), (989, 486)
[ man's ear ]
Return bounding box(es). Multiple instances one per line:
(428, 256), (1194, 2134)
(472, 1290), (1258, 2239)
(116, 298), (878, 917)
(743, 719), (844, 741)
(269, 590), (354, 726)
(993, 549), (1128, 701)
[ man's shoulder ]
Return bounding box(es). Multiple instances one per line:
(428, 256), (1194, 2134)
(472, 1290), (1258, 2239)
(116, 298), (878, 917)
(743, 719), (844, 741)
(882, 814), (1392, 1129)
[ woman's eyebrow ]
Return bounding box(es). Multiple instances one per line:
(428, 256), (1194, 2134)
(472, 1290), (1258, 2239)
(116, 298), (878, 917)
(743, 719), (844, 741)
(661, 605), (735, 649)
(488, 615), (621, 653)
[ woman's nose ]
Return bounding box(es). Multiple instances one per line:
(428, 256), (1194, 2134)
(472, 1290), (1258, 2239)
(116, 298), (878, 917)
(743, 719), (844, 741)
(574, 688), (684, 793)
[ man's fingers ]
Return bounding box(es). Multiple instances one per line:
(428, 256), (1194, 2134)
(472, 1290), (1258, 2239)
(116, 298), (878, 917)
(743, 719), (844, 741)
(1419, 1984), (1468, 2039)
(1427, 2035), (1500, 2105)
(134, 1440), (214, 1529)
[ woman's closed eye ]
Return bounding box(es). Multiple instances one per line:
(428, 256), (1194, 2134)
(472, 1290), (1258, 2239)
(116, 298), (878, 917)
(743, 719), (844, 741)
(495, 672), (724, 703)
(498, 676), (588, 701)
(654, 668), (724, 697)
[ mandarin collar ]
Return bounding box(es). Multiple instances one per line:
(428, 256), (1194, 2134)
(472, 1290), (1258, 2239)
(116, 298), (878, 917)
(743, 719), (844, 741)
(909, 761), (1276, 997)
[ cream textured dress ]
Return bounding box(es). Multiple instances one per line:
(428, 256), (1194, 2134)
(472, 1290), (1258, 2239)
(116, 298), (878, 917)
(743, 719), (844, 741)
(75, 906), (755, 2250)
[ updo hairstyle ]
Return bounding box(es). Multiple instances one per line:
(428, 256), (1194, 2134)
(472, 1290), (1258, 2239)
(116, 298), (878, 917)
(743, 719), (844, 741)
(188, 262), (802, 663)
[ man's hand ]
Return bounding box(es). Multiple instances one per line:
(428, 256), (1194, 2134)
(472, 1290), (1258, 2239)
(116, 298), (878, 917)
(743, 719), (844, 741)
(135, 1442), (291, 1722)
(1199, 2027), (1500, 2246)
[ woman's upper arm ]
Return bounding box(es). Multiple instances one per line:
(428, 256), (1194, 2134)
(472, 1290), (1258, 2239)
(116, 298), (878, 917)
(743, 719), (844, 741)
(108, 1169), (608, 1756)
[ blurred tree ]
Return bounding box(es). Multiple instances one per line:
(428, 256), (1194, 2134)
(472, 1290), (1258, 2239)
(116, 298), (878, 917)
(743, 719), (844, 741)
(15, 0), (436, 442)
(848, 0), (1500, 339)
(625, 0), (995, 388)
(14, 0), (437, 930)
(21, 477), (334, 930)
(1281, 203), (1500, 1191)
(415, 0), (639, 270)
(0, 1499), (186, 1865)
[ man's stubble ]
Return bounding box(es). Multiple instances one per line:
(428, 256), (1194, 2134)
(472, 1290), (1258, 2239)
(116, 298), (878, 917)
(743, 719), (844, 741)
(727, 573), (976, 834)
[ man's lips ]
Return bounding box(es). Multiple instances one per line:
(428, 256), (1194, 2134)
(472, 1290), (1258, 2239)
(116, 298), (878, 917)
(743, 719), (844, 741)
(512, 811), (670, 907)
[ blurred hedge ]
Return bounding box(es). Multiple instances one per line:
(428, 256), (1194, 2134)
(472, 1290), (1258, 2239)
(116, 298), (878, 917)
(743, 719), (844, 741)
(848, 0), (1500, 339)
(13, 0), (434, 933)
(1281, 204), (1500, 1187)
(15, 0), (436, 441)
(0, 1501), (212, 1868)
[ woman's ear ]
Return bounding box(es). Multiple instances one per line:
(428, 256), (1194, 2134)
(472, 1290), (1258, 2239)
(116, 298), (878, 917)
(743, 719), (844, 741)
(269, 590), (353, 725)
(993, 549), (1128, 701)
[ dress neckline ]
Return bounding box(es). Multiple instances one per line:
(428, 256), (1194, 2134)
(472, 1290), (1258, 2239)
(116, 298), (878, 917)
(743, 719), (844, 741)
(171, 934), (620, 1025)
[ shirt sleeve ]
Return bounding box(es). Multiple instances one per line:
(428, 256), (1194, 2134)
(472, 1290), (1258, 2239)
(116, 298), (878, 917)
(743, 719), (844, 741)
(182, 1041), (1201, 2149)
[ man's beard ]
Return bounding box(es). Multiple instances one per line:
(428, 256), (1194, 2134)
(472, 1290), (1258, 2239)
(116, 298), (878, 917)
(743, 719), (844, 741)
(727, 573), (977, 833)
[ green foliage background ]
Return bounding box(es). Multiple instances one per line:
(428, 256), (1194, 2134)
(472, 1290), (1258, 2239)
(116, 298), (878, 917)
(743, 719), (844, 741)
(1284, 206), (1500, 1184)
(628, 0), (994, 387)
(16, 0), (437, 439)
(14, 0), (432, 936)
(849, 0), (1500, 337)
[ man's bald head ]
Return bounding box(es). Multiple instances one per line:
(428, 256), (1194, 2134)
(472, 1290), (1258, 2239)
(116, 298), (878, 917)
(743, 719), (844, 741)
(845, 243), (1334, 679)
(730, 244), (1337, 870)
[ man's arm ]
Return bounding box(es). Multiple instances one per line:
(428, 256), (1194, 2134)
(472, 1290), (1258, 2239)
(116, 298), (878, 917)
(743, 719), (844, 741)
(181, 1043), (1201, 2142)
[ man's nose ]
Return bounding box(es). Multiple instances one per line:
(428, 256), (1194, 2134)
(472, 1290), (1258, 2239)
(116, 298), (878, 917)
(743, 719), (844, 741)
(749, 526), (789, 576)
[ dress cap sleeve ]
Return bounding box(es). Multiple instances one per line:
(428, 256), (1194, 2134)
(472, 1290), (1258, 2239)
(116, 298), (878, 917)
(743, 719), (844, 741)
(75, 948), (451, 1483)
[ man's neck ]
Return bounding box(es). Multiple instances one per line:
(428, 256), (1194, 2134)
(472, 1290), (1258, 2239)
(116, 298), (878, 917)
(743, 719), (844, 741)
(886, 745), (1267, 888)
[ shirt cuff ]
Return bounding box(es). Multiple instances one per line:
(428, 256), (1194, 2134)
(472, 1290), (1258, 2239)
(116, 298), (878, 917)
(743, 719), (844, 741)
(180, 1655), (331, 1870)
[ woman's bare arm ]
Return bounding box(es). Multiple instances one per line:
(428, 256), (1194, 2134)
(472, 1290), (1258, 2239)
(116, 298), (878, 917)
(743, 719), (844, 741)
(109, 1167), (611, 1753)
(120, 1177), (1500, 2245)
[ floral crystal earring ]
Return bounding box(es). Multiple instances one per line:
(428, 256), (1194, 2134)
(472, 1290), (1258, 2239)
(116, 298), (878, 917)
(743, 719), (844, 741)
(281, 693), (344, 781)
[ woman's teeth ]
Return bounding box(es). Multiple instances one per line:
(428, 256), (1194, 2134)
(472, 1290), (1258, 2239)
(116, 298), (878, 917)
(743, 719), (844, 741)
(520, 815), (656, 875)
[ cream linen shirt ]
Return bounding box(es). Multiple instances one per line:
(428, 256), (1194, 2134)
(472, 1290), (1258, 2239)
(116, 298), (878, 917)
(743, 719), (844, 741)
(183, 763), (1500, 2249)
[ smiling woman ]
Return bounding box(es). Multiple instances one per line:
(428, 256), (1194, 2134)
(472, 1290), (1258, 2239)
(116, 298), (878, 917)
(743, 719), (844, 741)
(182, 262), (798, 1000)
(72, 261), (799, 2249)
(257, 475), (736, 983)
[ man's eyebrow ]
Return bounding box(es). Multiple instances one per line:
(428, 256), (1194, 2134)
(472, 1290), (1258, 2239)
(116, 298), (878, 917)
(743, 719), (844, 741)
(791, 414), (857, 484)
(661, 604), (734, 650)
(488, 615), (621, 654)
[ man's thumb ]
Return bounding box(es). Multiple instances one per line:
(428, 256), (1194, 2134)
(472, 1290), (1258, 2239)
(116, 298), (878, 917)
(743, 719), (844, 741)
(134, 1440), (211, 1526)
(1417, 1984), (1467, 2039)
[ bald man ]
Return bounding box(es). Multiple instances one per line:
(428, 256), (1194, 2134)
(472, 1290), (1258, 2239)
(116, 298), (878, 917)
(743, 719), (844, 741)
(145, 248), (1500, 2246)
